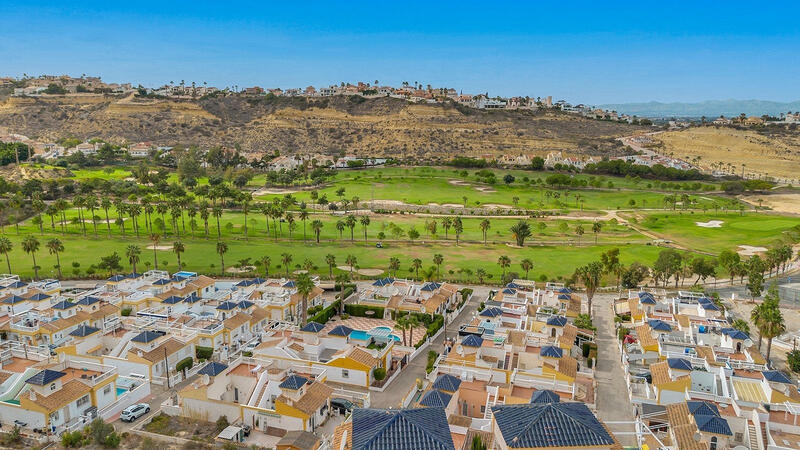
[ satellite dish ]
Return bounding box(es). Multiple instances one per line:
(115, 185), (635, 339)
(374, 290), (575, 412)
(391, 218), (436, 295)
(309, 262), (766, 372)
(693, 432), (702, 442)
(202, 374), (210, 385)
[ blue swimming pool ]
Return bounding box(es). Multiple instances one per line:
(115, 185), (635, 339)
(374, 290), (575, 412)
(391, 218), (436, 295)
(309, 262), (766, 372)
(349, 328), (401, 342)
(116, 387), (128, 396)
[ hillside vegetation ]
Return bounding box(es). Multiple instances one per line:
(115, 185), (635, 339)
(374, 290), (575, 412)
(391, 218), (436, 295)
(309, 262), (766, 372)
(0, 94), (646, 159)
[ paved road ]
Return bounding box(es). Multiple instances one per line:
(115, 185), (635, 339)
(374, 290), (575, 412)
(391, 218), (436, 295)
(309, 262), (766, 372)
(592, 293), (637, 447)
(369, 287), (488, 408)
(113, 375), (198, 433)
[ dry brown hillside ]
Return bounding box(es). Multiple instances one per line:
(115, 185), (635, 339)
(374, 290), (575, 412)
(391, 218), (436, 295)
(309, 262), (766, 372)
(0, 93), (647, 159)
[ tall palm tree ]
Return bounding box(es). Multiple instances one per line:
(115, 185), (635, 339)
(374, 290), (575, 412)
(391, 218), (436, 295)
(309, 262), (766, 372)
(0, 237), (13, 273)
(325, 254), (336, 279)
(433, 254), (444, 278)
(299, 209), (309, 242)
(336, 220), (345, 240)
(498, 255), (511, 279)
(360, 216), (371, 242)
(113, 199), (126, 235)
(453, 217), (463, 245)
(281, 252), (293, 277)
(212, 206), (223, 238)
(345, 254), (357, 278)
(173, 241), (185, 270)
(126, 244), (141, 274)
(295, 273), (315, 325)
(520, 258), (533, 279)
(85, 196), (99, 237)
(73, 195), (87, 236)
(101, 197), (113, 237)
(311, 220), (323, 243)
(46, 238), (64, 278)
(411, 258), (423, 280)
(240, 192), (252, 240)
(479, 219), (491, 245)
(575, 262), (602, 317)
(592, 221), (602, 245)
(441, 217), (452, 240)
(389, 257), (400, 277)
(345, 215), (357, 242)
(259, 255), (271, 277)
(22, 235), (40, 280)
(510, 221), (532, 247)
(216, 241), (228, 275)
(149, 234), (161, 269)
(200, 204), (210, 239)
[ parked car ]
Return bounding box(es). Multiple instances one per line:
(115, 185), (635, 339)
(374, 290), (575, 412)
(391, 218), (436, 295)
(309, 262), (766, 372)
(242, 425), (251, 437)
(331, 398), (354, 414)
(243, 341), (259, 353)
(120, 403), (150, 422)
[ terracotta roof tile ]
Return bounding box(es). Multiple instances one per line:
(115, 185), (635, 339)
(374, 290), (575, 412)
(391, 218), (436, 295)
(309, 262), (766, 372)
(25, 379), (91, 412)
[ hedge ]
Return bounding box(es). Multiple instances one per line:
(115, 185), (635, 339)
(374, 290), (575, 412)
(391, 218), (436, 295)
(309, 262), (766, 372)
(309, 300), (341, 325)
(345, 304), (384, 318)
(196, 346), (213, 360)
(175, 357), (193, 373)
(414, 314), (444, 348)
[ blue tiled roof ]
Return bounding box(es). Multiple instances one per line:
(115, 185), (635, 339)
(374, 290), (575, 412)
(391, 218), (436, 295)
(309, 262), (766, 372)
(421, 282), (442, 292)
(69, 325), (100, 337)
(502, 288), (517, 295)
(279, 374), (309, 390)
(52, 300), (76, 310)
(419, 390), (452, 408)
(763, 370), (793, 384)
(372, 277), (395, 287)
(557, 294), (571, 301)
(153, 279), (171, 286)
(698, 300), (720, 311)
(546, 316), (568, 327)
(540, 345), (563, 358)
(171, 275), (187, 282)
(492, 403), (615, 448)
(721, 328), (749, 340)
(235, 279), (255, 287)
(183, 293), (201, 303)
(198, 361), (228, 377)
(637, 291), (654, 299)
(648, 319), (672, 332)
(639, 295), (657, 305)
(283, 280), (296, 288)
(7, 281), (27, 288)
(107, 274), (127, 282)
(530, 390), (561, 404)
(251, 277), (267, 284)
(75, 296), (98, 306)
(3, 295), (25, 304)
(506, 282), (523, 289)
(238, 300), (254, 309)
(695, 414), (732, 435)
(328, 325), (354, 337)
(479, 307), (503, 318)
(300, 321), (325, 333)
(29, 293), (51, 301)
(351, 407), (454, 450)
(432, 374), (461, 392)
(462, 334), (483, 348)
(667, 358), (693, 371)
(216, 301), (238, 310)
(162, 295), (183, 305)
(25, 369), (66, 385)
(687, 401), (720, 417)
(127, 272), (142, 279)
(131, 330), (165, 343)
(557, 287), (571, 294)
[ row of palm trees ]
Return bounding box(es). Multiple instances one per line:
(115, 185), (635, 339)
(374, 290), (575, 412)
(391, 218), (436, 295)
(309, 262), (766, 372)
(0, 235), (65, 280)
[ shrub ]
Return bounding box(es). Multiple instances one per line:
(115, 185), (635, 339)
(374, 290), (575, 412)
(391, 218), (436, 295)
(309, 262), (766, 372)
(426, 350), (439, 374)
(216, 415), (230, 433)
(587, 358), (594, 369)
(788, 349), (800, 373)
(373, 367), (387, 381)
(618, 326), (630, 341)
(121, 307), (132, 316)
(309, 300), (340, 324)
(582, 343), (591, 358)
(345, 304), (384, 318)
(175, 357), (193, 373)
(61, 430), (84, 447)
(195, 346), (213, 360)
(144, 414), (171, 434)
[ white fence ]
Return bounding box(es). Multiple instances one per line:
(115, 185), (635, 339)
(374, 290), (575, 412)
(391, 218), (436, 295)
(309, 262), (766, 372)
(99, 378), (152, 420)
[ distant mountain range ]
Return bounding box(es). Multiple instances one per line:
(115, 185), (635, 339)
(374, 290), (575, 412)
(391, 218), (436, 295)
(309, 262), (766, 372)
(598, 99), (800, 119)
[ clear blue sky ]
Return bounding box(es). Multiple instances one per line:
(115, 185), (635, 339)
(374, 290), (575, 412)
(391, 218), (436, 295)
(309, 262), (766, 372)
(2, 1), (799, 104)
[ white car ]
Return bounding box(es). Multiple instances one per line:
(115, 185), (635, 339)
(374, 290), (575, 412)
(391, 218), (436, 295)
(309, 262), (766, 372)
(243, 341), (259, 353)
(120, 403), (150, 422)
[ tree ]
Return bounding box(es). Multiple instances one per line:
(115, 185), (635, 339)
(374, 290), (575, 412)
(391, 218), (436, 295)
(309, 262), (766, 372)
(216, 241), (229, 275)
(620, 262), (649, 288)
(498, 255), (511, 278)
(592, 221), (602, 244)
(479, 219), (491, 245)
(453, 217), (463, 244)
(503, 174), (515, 185)
(441, 217), (452, 239)
(732, 319), (750, 334)
(98, 252), (123, 277)
(0, 237), (12, 273)
(212, 206), (223, 239)
(295, 273), (315, 325)
(411, 258), (423, 280)
(747, 258), (765, 301)
(345, 215), (357, 241)
(149, 234), (160, 269)
(299, 209), (309, 242)
(601, 248), (622, 288)
(389, 257), (401, 276)
(281, 252), (293, 277)
(22, 235), (40, 279)
(85, 196), (99, 237)
(574, 224), (585, 246)
(345, 254), (357, 278)
(311, 220), (323, 243)
(360, 216), (371, 242)
(476, 268), (487, 283)
(718, 249), (741, 283)
(47, 238), (65, 278)
(407, 227), (420, 242)
(510, 221), (532, 247)
(520, 258), (533, 279)
(259, 255), (271, 277)
(325, 254), (336, 279)
(575, 261), (603, 317)
(173, 241), (185, 270)
(652, 249), (682, 288)
(433, 254), (444, 278)
(126, 245), (141, 274)
(760, 285), (786, 362)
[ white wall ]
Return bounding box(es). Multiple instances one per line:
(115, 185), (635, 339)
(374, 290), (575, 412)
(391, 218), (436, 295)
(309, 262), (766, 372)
(0, 403), (46, 429)
(102, 356), (150, 378)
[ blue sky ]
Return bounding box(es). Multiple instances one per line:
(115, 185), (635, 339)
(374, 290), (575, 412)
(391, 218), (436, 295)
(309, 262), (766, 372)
(1, 1), (799, 104)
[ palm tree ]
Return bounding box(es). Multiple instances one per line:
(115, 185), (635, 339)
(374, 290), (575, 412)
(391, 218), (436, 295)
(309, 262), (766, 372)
(498, 255), (511, 279)
(762, 305), (785, 362)
(259, 256), (271, 277)
(85, 196), (99, 237)
(325, 254), (336, 279)
(299, 209), (309, 242)
(345, 215), (357, 242)
(212, 206), (223, 238)
(575, 224), (585, 246)
(101, 197), (113, 237)
(360, 216), (371, 242)
(216, 241), (229, 275)
(345, 254), (357, 278)
(22, 235), (40, 280)
(592, 221), (602, 244)
(281, 252), (293, 277)
(433, 254), (444, 278)
(453, 217), (463, 245)
(411, 258), (423, 280)
(311, 220), (324, 243)
(0, 237), (13, 273)
(200, 204), (210, 239)
(520, 258), (533, 279)
(441, 217), (452, 239)
(479, 219), (491, 245)
(173, 241), (185, 270)
(575, 262), (603, 317)
(46, 238), (64, 278)
(126, 244), (141, 274)
(295, 273), (315, 325)
(240, 192), (252, 240)
(149, 234), (160, 269)
(73, 195), (87, 236)
(389, 257), (400, 276)
(336, 220), (345, 240)
(510, 221), (532, 246)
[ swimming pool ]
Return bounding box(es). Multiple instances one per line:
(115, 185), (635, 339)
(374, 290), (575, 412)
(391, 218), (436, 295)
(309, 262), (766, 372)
(116, 387), (128, 396)
(348, 328), (402, 342)
(349, 330), (370, 340)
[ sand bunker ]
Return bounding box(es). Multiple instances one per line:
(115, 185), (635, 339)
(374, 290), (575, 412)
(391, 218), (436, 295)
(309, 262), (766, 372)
(483, 203), (512, 209)
(146, 245), (173, 251)
(475, 186), (496, 193)
(442, 203), (464, 208)
(337, 265), (356, 272)
(293, 269), (308, 275)
(696, 220), (723, 228)
(448, 179), (471, 186)
(253, 187), (301, 195)
(227, 266), (256, 273)
(369, 200), (406, 207)
(357, 268), (384, 276)
(738, 245), (768, 256)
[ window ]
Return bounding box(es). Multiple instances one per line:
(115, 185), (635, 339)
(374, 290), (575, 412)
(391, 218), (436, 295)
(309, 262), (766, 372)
(342, 369), (349, 378)
(77, 395), (90, 407)
(104, 385), (112, 395)
(50, 411), (59, 421)
(50, 383), (57, 391)
(710, 436), (717, 450)
(480, 405), (486, 413)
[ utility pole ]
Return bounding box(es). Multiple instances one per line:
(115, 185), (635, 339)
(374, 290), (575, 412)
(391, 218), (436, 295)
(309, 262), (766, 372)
(164, 346), (170, 389)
